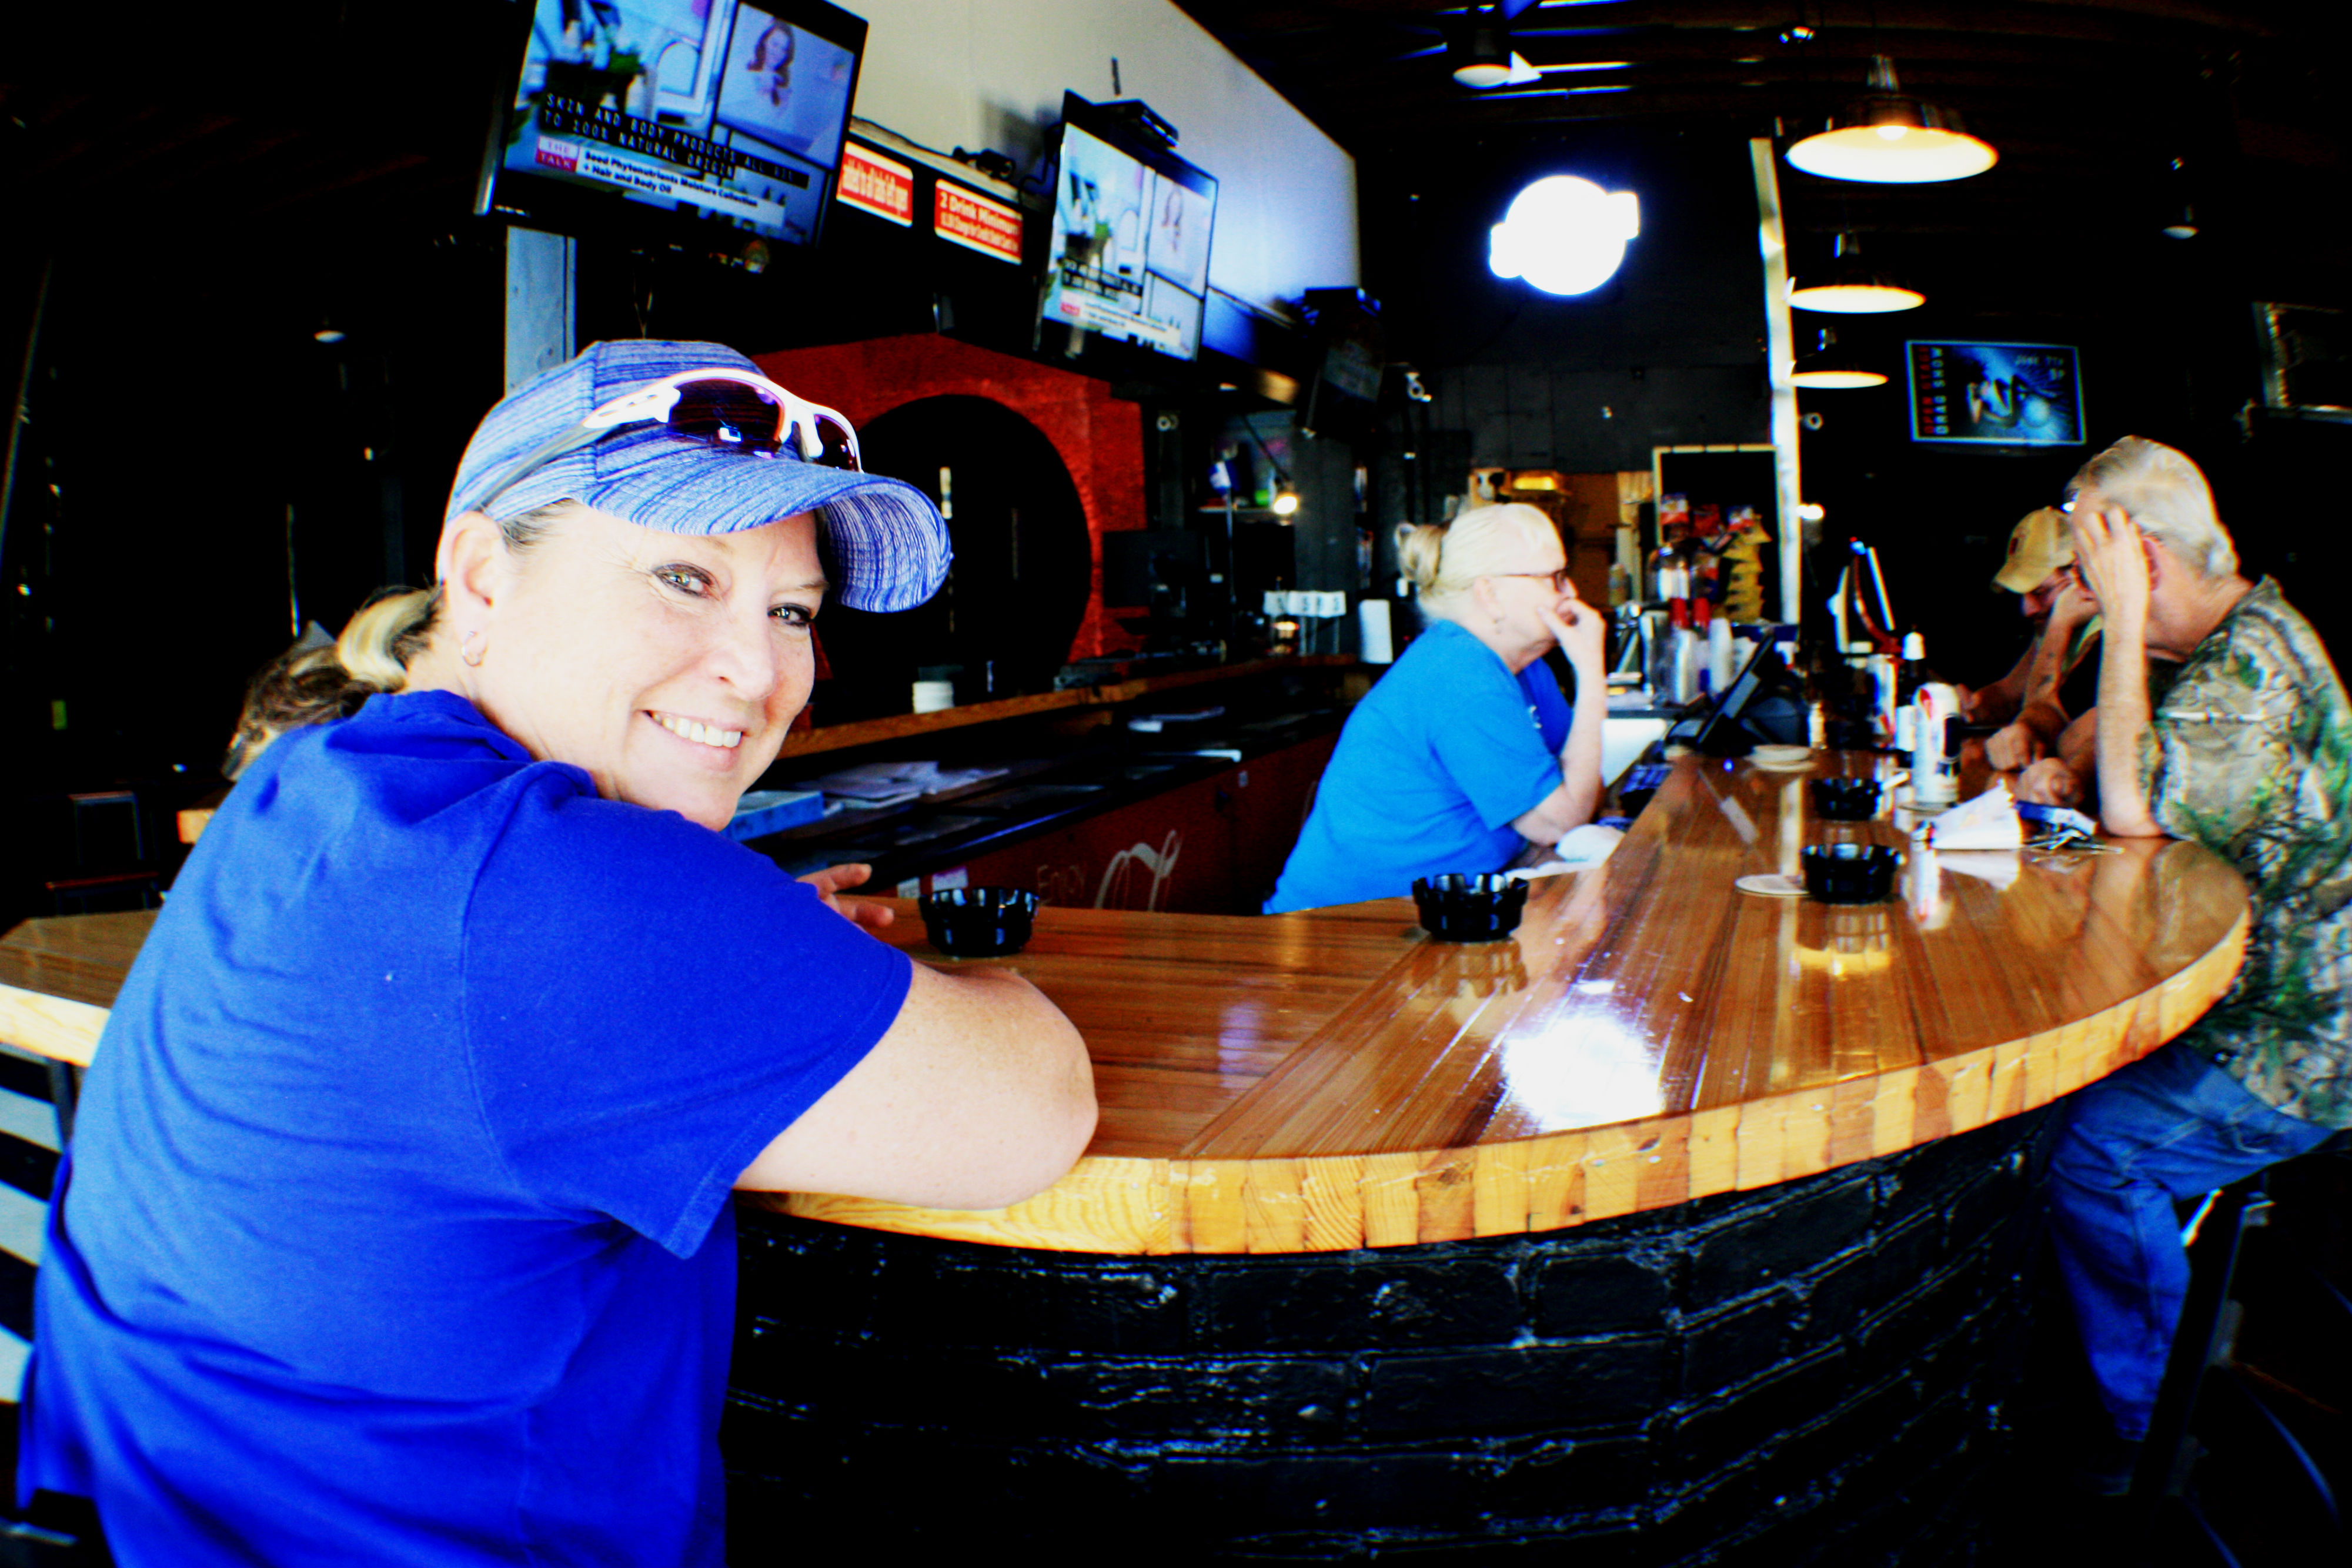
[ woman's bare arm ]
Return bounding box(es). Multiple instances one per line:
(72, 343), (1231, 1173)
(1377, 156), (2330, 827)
(735, 962), (1095, 1210)
(1512, 603), (1608, 844)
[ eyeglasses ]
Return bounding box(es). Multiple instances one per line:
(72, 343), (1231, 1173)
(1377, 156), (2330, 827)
(1496, 569), (1574, 593)
(472, 369), (861, 515)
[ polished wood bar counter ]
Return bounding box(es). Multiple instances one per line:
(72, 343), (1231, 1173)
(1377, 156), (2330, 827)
(769, 751), (2247, 1252)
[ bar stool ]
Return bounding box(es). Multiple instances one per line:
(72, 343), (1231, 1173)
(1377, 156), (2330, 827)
(0, 984), (111, 1566)
(64, 794), (142, 871)
(2134, 1139), (2351, 1559)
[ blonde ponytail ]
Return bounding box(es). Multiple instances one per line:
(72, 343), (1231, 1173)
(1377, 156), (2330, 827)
(222, 586), (442, 780)
(1395, 521), (1448, 596)
(218, 500), (573, 780)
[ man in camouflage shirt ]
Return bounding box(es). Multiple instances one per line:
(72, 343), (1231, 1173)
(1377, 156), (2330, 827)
(2047, 436), (2346, 1489)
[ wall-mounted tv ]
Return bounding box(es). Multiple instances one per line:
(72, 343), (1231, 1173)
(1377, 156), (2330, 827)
(1907, 340), (2084, 447)
(479, 0), (867, 253)
(1041, 94), (1218, 362)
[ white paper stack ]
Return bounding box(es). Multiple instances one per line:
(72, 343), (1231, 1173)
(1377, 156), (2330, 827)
(801, 760), (1008, 808)
(1922, 781), (2024, 850)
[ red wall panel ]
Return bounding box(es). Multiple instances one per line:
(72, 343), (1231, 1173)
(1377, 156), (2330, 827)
(751, 334), (1145, 661)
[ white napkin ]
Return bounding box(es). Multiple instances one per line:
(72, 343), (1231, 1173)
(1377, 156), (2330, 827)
(1923, 781), (2024, 850)
(1511, 824), (1626, 879)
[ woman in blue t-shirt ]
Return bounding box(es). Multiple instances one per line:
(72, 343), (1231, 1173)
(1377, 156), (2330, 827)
(1267, 502), (1607, 912)
(21, 341), (1097, 1566)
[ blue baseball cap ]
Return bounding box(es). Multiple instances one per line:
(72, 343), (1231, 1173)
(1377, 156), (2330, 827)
(444, 339), (950, 613)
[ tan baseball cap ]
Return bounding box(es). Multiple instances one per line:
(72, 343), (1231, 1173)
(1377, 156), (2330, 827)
(1993, 507), (2074, 594)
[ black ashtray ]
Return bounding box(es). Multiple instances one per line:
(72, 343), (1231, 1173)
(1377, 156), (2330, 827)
(918, 887), (1041, 957)
(1809, 777), (1883, 821)
(1412, 873), (1528, 943)
(1800, 843), (1900, 905)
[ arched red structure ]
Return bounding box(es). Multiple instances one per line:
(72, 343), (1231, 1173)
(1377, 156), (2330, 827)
(753, 335), (1145, 662)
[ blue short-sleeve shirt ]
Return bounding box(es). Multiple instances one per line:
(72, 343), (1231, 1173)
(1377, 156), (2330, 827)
(21, 691), (911, 1565)
(1267, 620), (1571, 912)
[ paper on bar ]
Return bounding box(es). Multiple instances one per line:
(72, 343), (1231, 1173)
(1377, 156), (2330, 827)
(1923, 781), (2023, 850)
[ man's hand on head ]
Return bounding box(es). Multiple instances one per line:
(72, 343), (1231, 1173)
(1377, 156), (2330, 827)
(1987, 722), (2050, 773)
(2016, 757), (2087, 808)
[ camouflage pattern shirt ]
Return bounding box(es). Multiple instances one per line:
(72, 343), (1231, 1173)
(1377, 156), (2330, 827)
(2144, 577), (2352, 1126)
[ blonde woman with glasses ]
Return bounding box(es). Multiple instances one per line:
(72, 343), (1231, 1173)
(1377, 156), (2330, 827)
(1267, 502), (1606, 912)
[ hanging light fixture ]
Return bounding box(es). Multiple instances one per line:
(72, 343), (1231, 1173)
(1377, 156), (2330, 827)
(1449, 9), (1538, 88)
(2160, 156), (2199, 239)
(1790, 231), (1924, 313)
(1791, 327), (1887, 389)
(1786, 56), (1996, 183)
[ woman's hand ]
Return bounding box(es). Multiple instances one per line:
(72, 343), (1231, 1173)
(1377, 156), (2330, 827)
(798, 862), (896, 931)
(1539, 597), (1608, 674)
(2067, 503), (2151, 633)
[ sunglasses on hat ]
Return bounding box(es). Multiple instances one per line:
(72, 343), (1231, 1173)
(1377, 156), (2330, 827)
(472, 369), (861, 516)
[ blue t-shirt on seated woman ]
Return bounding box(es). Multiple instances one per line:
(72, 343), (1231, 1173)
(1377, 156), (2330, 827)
(21, 691), (913, 1566)
(1267, 619), (1572, 912)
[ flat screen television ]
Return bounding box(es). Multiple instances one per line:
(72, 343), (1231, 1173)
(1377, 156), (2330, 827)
(1906, 340), (2084, 447)
(477, 0), (867, 253)
(1041, 94), (1218, 361)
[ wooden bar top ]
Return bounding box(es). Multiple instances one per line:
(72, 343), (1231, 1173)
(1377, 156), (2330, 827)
(2, 754), (2249, 1255)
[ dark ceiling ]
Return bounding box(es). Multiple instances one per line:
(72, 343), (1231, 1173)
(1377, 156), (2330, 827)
(1171, 1), (2350, 303)
(2, 2), (2344, 309)
(2, 2), (512, 239)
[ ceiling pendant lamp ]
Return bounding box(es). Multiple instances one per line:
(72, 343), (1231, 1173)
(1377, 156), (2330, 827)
(1450, 11), (1539, 88)
(1789, 231), (1925, 313)
(1786, 56), (1996, 184)
(1791, 327), (1887, 390)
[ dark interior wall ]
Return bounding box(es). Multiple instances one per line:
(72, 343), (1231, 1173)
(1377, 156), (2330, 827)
(1354, 108), (2352, 691)
(1784, 175), (2336, 687)
(1365, 128), (1771, 478)
(2, 227), (503, 794)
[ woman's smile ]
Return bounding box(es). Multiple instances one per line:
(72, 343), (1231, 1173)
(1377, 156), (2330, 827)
(649, 710), (747, 751)
(452, 504), (824, 830)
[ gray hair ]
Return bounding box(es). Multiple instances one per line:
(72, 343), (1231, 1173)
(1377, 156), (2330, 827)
(2067, 436), (2238, 580)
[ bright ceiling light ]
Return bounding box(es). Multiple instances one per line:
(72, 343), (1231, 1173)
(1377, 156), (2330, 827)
(1792, 367), (1887, 389)
(1789, 230), (1925, 313)
(1786, 56), (1996, 184)
(1790, 327), (1887, 389)
(1451, 18), (1511, 87)
(1790, 282), (1925, 313)
(1489, 175), (1641, 297)
(1458, 50), (1540, 88)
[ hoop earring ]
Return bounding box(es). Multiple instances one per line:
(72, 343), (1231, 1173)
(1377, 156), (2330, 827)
(460, 630), (485, 668)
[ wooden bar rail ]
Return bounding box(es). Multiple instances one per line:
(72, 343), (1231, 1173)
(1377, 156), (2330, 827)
(4, 754), (2247, 1255)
